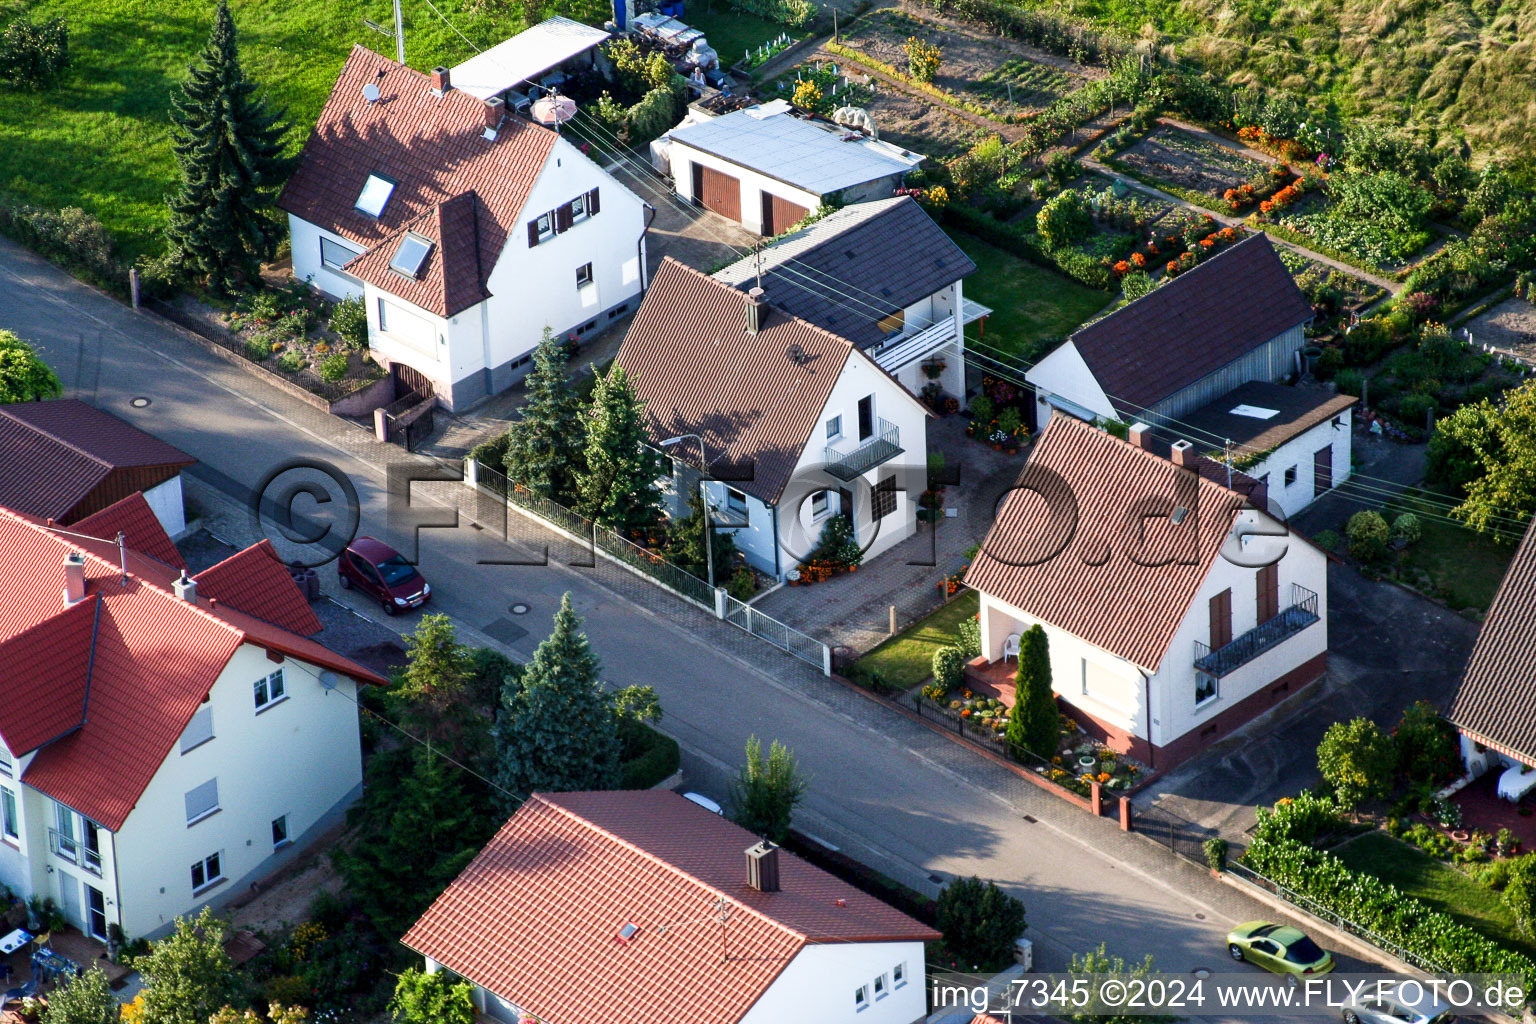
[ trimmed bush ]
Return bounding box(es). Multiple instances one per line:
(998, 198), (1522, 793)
(1204, 837), (1228, 872)
(1345, 509), (1391, 563)
(329, 295), (368, 350)
(619, 719), (680, 788)
(932, 645), (965, 691)
(1391, 512), (1422, 545)
(317, 351), (349, 382)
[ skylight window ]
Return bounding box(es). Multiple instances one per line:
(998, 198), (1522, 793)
(389, 233), (433, 278)
(355, 174), (396, 218)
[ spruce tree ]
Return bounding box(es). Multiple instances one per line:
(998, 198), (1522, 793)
(491, 593), (620, 815)
(1006, 625), (1058, 760)
(576, 365), (665, 531)
(664, 490), (737, 585)
(164, 0), (289, 293)
(504, 328), (586, 505)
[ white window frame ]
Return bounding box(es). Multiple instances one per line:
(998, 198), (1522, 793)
(825, 415), (842, 440)
(54, 802), (77, 862)
(535, 211), (554, 243)
(320, 236), (363, 274)
(727, 488), (748, 518)
(377, 298), (437, 358)
(254, 668), (287, 712)
(810, 490), (829, 520)
(1081, 656), (1089, 696)
(1283, 465), (1298, 486)
(893, 961), (906, 988)
(855, 984), (870, 1010)
(185, 778), (220, 826)
(1195, 672), (1218, 708)
(873, 973), (888, 1000)
(272, 814), (290, 850)
(0, 786), (18, 843)
(181, 705), (214, 754)
(575, 262), (594, 288)
(0, 750), (13, 777)
(190, 851), (224, 895)
(570, 193), (590, 225)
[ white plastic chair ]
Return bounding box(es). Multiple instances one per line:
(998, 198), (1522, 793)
(1002, 633), (1021, 663)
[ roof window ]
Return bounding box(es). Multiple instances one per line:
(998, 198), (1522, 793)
(355, 174), (396, 218)
(389, 232), (434, 278)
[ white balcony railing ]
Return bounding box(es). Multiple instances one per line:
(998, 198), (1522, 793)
(870, 299), (992, 372)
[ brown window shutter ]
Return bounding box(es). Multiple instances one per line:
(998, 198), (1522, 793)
(1209, 589), (1232, 649)
(555, 204), (572, 233)
(587, 187), (600, 215)
(527, 220), (540, 248)
(1257, 564), (1279, 623)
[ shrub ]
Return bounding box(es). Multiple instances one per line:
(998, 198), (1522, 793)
(1121, 269), (1154, 301)
(244, 335), (273, 361)
(955, 616), (981, 659)
(628, 81), (686, 142)
(1314, 528), (1342, 552)
(968, 395), (995, 422)
(1345, 509), (1391, 563)
(1391, 512), (1422, 546)
(1251, 790), (1344, 846)
(329, 296), (369, 350)
(936, 876), (1026, 970)
(1334, 368), (1365, 399)
(726, 566), (757, 601)
(792, 78), (823, 112)
(1315, 346), (1344, 380)
(931, 646), (965, 691)
(0, 17), (71, 90)
(1393, 700), (1457, 784)
(0, 194), (122, 293)
(903, 36), (941, 82)
(1036, 189), (1092, 250)
(317, 351), (349, 382)
(618, 719), (681, 788)
(1204, 837), (1228, 872)
(1317, 718), (1396, 808)
(277, 349), (306, 373)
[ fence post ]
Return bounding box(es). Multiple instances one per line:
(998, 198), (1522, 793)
(373, 407), (389, 443)
(1119, 796), (1132, 831)
(463, 458), (477, 490)
(713, 586), (727, 621)
(129, 268), (141, 310)
(1090, 779), (1102, 817)
(822, 643), (832, 677)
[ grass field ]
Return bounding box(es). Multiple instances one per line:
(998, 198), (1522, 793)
(0, 0), (606, 260)
(1393, 487), (1517, 613)
(1334, 832), (1535, 958)
(951, 231), (1113, 366)
(858, 590), (978, 691)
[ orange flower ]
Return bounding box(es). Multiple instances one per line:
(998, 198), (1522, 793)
(1200, 238), (1214, 247)
(1131, 252), (1147, 267)
(1112, 260), (1131, 275)
(1166, 259), (1180, 274)
(1259, 199), (1275, 214)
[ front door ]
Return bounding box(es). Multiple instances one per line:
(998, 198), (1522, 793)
(86, 885), (107, 941)
(57, 874), (81, 930)
(1313, 445), (1333, 497)
(857, 395), (874, 441)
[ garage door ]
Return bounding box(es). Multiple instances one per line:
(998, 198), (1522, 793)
(692, 163), (741, 222)
(761, 191), (809, 235)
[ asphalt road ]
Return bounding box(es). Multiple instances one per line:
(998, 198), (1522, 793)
(0, 237), (1397, 1017)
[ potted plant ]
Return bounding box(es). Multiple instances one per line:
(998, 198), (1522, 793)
(1498, 827), (1518, 856)
(786, 569), (801, 586)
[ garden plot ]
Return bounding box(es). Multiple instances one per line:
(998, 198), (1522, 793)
(836, 9), (1090, 119)
(1275, 248), (1387, 320)
(1463, 298), (1536, 365)
(1115, 125), (1268, 201)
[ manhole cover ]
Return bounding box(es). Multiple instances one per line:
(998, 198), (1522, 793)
(1193, 968), (1211, 979)
(510, 602), (529, 615)
(130, 397), (151, 408)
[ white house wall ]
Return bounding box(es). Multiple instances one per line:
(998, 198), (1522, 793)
(1027, 342), (1115, 428)
(1247, 409), (1353, 519)
(287, 215), (367, 301)
(112, 643), (363, 938)
(670, 143), (824, 234)
(738, 941), (927, 1024)
(143, 476), (187, 538)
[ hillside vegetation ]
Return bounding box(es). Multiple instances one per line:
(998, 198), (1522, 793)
(1018, 0), (1536, 167)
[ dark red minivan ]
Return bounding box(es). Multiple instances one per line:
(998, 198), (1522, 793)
(337, 537), (430, 614)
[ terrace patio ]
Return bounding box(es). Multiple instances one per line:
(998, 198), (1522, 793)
(1451, 769), (1536, 854)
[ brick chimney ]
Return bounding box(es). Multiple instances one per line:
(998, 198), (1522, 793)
(430, 66), (451, 97)
(746, 841), (780, 892)
(1170, 439), (1195, 468)
(483, 95), (505, 132)
(63, 551), (86, 607)
(745, 286), (767, 335)
(1128, 422), (1154, 449)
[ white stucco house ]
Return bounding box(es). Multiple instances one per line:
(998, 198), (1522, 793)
(661, 100), (924, 235)
(403, 789), (939, 1024)
(1026, 233), (1314, 433)
(963, 415), (1329, 769)
(615, 257), (933, 579)
(280, 45), (650, 410)
(0, 499), (383, 941)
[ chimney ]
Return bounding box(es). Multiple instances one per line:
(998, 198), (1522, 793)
(1170, 439), (1194, 468)
(430, 66), (451, 97)
(63, 551), (86, 606)
(746, 841), (780, 892)
(483, 95), (505, 132)
(173, 570), (198, 604)
(745, 286), (767, 335)
(1128, 422), (1154, 449)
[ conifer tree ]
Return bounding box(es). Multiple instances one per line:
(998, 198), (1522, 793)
(729, 736), (806, 842)
(504, 328), (585, 504)
(664, 490), (737, 585)
(1006, 625), (1057, 759)
(576, 365), (665, 531)
(492, 594), (620, 814)
(164, 0), (289, 293)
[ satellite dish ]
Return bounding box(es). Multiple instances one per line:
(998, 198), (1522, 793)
(319, 670), (341, 691)
(362, 82), (381, 103)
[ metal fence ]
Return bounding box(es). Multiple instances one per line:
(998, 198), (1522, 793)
(721, 593), (829, 672)
(1133, 800), (1221, 865)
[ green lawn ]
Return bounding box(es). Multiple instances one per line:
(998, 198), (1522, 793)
(0, 0), (606, 261)
(1393, 487), (1517, 613)
(858, 590), (979, 690)
(682, 5), (800, 69)
(951, 231), (1113, 367)
(1334, 832), (1536, 957)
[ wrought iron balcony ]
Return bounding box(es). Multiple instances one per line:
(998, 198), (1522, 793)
(1193, 583), (1319, 678)
(824, 418), (903, 481)
(49, 829), (102, 876)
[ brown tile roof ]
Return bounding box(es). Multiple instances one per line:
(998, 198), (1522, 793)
(615, 257), (856, 505)
(1175, 381), (1357, 459)
(193, 540), (323, 637)
(962, 414), (1251, 670)
(401, 790), (938, 1024)
(1446, 521), (1536, 763)
(0, 400), (194, 523)
(278, 46), (558, 317)
(74, 492), (187, 570)
(342, 192), (489, 316)
(1066, 234), (1313, 416)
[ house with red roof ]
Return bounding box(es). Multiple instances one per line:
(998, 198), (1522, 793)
(279, 44), (650, 410)
(963, 415), (1328, 769)
(0, 497), (384, 941)
(403, 789), (939, 1024)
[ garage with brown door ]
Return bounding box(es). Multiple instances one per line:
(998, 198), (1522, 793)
(692, 163), (741, 222)
(761, 191), (809, 235)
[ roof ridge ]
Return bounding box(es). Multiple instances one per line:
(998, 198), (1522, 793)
(658, 257), (859, 357)
(0, 406), (115, 472)
(531, 793), (812, 943)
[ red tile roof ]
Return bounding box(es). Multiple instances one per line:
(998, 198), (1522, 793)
(615, 258), (855, 505)
(193, 540), (322, 636)
(73, 492), (187, 570)
(342, 192), (489, 317)
(278, 46), (558, 317)
(963, 415), (1252, 670)
(0, 506), (385, 830)
(402, 790), (938, 1024)
(0, 400), (194, 523)
(1446, 521), (1536, 764)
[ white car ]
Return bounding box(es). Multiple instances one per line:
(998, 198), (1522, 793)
(1341, 983), (1457, 1024)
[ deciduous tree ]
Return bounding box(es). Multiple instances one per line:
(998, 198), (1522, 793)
(0, 330), (61, 403)
(504, 328), (585, 504)
(40, 968), (119, 1024)
(577, 365), (665, 531)
(1427, 380), (1536, 534)
(1007, 625), (1057, 760)
(1066, 943), (1163, 1023)
(131, 909), (240, 1024)
(1316, 717), (1396, 809)
(388, 968), (475, 1024)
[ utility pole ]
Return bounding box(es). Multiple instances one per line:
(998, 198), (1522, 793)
(393, 0), (405, 65)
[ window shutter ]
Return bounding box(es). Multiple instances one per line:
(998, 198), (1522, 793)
(555, 203), (573, 233)
(184, 778), (219, 822)
(587, 187), (600, 215)
(1257, 564), (1279, 624)
(1208, 589), (1232, 649)
(180, 707), (214, 753)
(527, 219), (540, 248)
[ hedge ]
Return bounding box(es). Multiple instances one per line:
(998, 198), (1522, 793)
(619, 719), (681, 788)
(0, 190), (129, 297)
(1244, 835), (1536, 1000)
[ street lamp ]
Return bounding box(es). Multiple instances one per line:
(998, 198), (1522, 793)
(660, 433), (717, 591)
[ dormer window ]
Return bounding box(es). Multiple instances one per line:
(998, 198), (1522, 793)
(390, 232), (434, 278)
(355, 174), (396, 218)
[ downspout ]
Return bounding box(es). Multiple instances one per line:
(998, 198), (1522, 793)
(108, 830), (124, 949)
(1139, 668), (1154, 770)
(770, 502), (781, 579)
